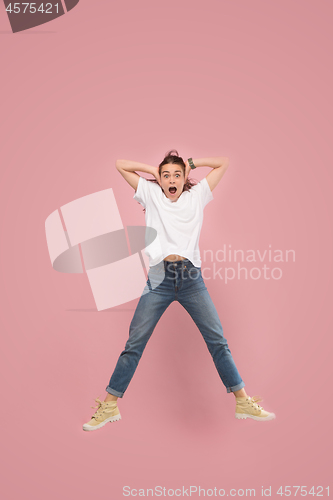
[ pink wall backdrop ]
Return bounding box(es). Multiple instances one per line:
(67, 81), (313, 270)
(1, 0), (332, 498)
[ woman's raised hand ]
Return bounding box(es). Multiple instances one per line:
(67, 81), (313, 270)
(152, 166), (162, 187)
(184, 159), (191, 183)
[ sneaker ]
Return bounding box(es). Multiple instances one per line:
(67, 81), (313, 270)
(83, 396), (121, 431)
(235, 395), (276, 421)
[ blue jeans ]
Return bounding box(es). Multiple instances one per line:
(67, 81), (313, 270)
(106, 258), (245, 397)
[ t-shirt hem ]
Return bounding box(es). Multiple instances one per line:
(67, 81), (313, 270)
(149, 253), (201, 268)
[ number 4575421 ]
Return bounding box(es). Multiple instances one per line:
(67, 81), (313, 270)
(5, 3), (59, 14)
(277, 486), (329, 496)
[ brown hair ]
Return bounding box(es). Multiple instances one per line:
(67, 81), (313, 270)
(141, 149), (197, 212)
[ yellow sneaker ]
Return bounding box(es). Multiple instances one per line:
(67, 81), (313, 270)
(83, 396), (121, 431)
(235, 396), (276, 421)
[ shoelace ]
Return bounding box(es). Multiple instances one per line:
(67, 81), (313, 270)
(248, 395), (263, 411)
(90, 396), (116, 418)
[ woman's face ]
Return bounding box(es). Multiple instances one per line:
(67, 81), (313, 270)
(160, 163), (185, 202)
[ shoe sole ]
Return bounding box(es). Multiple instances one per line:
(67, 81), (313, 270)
(82, 413), (121, 431)
(235, 412), (276, 421)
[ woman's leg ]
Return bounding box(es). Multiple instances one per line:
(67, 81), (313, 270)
(178, 286), (245, 393)
(233, 388), (247, 398)
(105, 278), (174, 399)
(177, 264), (275, 420)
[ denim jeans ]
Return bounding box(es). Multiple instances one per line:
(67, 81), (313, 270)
(106, 258), (245, 397)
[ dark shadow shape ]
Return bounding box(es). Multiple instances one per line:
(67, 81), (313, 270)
(2, 0), (80, 33)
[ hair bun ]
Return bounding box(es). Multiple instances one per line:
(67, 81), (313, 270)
(164, 149), (179, 159)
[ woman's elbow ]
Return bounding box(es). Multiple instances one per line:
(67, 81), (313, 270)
(116, 159), (124, 170)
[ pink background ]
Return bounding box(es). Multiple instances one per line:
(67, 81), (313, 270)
(1, 0), (332, 498)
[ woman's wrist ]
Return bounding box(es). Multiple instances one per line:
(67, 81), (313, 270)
(191, 157), (229, 169)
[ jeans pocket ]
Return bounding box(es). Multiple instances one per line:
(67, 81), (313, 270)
(148, 262), (165, 275)
(148, 262), (165, 288)
(187, 264), (201, 281)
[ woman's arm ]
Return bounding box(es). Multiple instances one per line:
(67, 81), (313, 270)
(116, 159), (161, 191)
(188, 157), (229, 192)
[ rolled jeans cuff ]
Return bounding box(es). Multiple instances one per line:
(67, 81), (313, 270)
(226, 381), (245, 393)
(106, 386), (124, 398)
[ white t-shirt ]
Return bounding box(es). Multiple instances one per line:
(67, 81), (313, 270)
(133, 176), (214, 267)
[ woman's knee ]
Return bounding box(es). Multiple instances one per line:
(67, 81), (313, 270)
(205, 334), (229, 351)
(125, 331), (150, 352)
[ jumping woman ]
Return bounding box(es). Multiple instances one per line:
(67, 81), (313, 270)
(83, 150), (276, 431)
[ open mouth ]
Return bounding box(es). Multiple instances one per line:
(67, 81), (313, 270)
(169, 187), (177, 195)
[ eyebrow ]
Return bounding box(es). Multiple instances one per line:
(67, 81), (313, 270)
(162, 170), (182, 174)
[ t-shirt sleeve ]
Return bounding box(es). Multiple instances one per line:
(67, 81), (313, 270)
(196, 177), (214, 208)
(133, 176), (150, 208)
